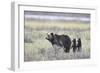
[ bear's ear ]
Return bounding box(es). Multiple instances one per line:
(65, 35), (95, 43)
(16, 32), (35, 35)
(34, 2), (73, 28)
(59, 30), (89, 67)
(50, 33), (55, 38)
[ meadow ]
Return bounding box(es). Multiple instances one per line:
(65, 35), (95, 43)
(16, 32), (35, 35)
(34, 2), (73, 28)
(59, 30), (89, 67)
(24, 20), (90, 62)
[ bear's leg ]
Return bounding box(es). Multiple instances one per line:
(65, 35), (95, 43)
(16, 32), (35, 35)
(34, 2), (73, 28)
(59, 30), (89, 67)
(77, 47), (81, 52)
(64, 47), (70, 53)
(73, 47), (76, 52)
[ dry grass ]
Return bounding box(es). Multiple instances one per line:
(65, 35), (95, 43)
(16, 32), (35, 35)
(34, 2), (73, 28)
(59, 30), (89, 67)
(24, 20), (90, 62)
(25, 20), (90, 30)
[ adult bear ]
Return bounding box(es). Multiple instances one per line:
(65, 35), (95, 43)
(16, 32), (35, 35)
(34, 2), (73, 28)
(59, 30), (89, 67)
(46, 33), (71, 53)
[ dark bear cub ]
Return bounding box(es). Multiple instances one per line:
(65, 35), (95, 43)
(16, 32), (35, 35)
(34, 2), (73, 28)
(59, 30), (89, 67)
(77, 38), (82, 52)
(72, 38), (82, 52)
(72, 39), (77, 52)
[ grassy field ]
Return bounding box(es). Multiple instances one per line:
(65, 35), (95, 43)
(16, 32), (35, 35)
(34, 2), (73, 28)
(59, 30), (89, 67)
(25, 20), (90, 30)
(24, 20), (90, 62)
